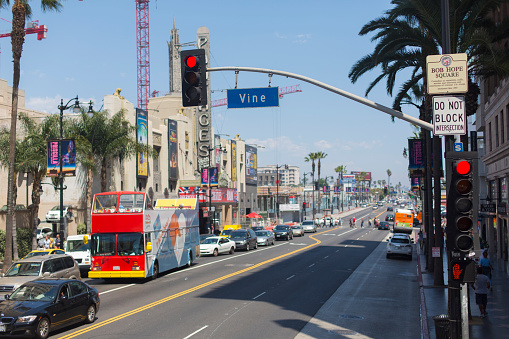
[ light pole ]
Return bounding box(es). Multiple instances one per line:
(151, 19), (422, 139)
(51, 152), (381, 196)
(204, 144), (227, 233)
(275, 164), (288, 222)
(302, 172), (312, 220)
(57, 97), (92, 240)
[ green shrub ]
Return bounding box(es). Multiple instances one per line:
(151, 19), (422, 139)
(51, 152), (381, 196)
(0, 228), (33, 261)
(77, 223), (87, 235)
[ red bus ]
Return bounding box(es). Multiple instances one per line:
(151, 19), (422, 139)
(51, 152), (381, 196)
(88, 191), (199, 279)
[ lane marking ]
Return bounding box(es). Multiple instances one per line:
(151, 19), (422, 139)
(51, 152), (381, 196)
(286, 275), (295, 281)
(323, 256), (329, 259)
(100, 284), (136, 295)
(60, 227), (357, 339)
(308, 264), (315, 268)
(183, 325), (208, 339)
(253, 292), (266, 300)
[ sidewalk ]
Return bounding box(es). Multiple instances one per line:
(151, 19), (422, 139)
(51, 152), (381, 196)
(419, 246), (509, 338)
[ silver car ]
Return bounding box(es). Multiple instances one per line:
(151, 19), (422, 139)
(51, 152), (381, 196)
(0, 254), (81, 297)
(291, 225), (305, 237)
(386, 234), (413, 260)
(255, 230), (275, 246)
(301, 220), (317, 233)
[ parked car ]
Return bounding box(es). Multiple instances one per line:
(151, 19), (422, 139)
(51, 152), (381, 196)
(255, 230), (275, 246)
(0, 204), (26, 211)
(377, 221), (391, 230)
(45, 205), (73, 223)
(0, 279), (99, 338)
(301, 220), (317, 233)
(0, 255), (81, 295)
(386, 234), (413, 260)
(23, 249), (65, 259)
(229, 229), (258, 251)
(199, 236), (236, 256)
(291, 225), (305, 237)
(273, 225), (293, 240)
(36, 225), (53, 240)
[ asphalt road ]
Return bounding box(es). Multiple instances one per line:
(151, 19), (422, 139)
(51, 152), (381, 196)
(51, 206), (420, 339)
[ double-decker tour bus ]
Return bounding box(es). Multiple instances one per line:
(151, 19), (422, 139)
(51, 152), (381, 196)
(88, 191), (199, 279)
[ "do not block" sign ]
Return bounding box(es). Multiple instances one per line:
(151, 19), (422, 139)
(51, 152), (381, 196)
(432, 95), (466, 135)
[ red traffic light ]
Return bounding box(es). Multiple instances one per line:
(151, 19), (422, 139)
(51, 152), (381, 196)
(456, 160), (471, 175)
(185, 55), (198, 69)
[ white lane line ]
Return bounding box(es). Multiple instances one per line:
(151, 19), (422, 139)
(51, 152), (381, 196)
(323, 256), (329, 259)
(253, 292), (266, 300)
(308, 263), (315, 268)
(183, 325), (208, 339)
(101, 284), (136, 295)
(286, 275), (295, 280)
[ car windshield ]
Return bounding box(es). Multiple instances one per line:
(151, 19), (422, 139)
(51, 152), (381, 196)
(291, 226), (301, 229)
(274, 226), (287, 231)
(9, 283), (59, 302)
(391, 238), (410, 244)
(5, 262), (42, 277)
(230, 232), (246, 240)
(256, 231), (269, 237)
(302, 221), (313, 225)
(201, 238), (218, 245)
(66, 240), (90, 252)
(24, 252), (50, 258)
(221, 230), (232, 235)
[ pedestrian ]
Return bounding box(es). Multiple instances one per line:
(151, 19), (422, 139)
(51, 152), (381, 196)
(43, 234), (51, 249)
(368, 219), (371, 227)
(55, 234), (61, 249)
(349, 218), (353, 228)
(473, 266), (491, 317)
(49, 236), (55, 249)
(418, 231), (423, 250)
(480, 251), (494, 287)
(38, 237), (45, 249)
(361, 219), (364, 228)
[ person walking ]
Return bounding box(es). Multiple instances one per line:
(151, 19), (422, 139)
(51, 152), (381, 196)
(361, 219), (364, 228)
(43, 234), (51, 249)
(480, 251), (494, 287)
(473, 266), (491, 317)
(55, 234), (61, 249)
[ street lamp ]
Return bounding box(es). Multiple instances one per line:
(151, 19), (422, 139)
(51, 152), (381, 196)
(275, 164), (288, 222)
(203, 144), (227, 233)
(57, 97), (92, 240)
(302, 172), (312, 220)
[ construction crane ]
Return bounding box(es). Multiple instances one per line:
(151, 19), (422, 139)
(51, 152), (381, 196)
(0, 20), (47, 40)
(210, 84), (302, 108)
(136, 0), (150, 111)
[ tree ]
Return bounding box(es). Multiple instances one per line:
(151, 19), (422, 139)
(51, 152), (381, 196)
(315, 152), (327, 213)
(304, 152), (319, 219)
(0, 0), (63, 271)
(386, 169), (392, 195)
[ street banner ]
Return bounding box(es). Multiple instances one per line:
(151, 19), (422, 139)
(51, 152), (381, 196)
(245, 145), (257, 185)
(231, 140), (237, 182)
(136, 109), (148, 178)
(408, 139), (425, 177)
(201, 167), (218, 188)
(168, 119), (178, 180)
(47, 139), (76, 177)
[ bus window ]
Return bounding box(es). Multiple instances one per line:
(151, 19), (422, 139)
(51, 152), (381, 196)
(117, 233), (144, 256)
(118, 194), (145, 213)
(93, 194), (118, 213)
(91, 233), (116, 256)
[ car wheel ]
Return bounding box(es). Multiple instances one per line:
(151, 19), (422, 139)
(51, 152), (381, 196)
(85, 304), (96, 324)
(246, 243), (250, 251)
(213, 248), (219, 256)
(229, 247), (235, 254)
(152, 262), (159, 280)
(254, 242), (258, 249)
(35, 317), (50, 339)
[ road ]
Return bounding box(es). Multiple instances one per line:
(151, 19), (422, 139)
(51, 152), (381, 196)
(52, 206), (421, 339)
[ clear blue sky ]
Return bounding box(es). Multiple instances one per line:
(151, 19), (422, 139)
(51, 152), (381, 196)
(0, 0), (418, 188)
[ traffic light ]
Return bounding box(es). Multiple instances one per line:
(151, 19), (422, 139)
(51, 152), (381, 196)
(446, 154), (478, 253)
(181, 49), (207, 107)
(384, 186), (388, 194)
(450, 258), (476, 283)
(302, 202), (306, 211)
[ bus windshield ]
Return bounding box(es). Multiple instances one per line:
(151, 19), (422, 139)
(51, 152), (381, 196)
(93, 194), (118, 213)
(91, 233), (144, 256)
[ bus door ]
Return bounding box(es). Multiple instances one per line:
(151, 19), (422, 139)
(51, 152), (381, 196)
(145, 232), (155, 276)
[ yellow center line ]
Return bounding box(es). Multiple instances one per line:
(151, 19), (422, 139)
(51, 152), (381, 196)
(59, 227), (341, 339)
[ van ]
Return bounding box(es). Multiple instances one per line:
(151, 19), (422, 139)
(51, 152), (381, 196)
(65, 234), (91, 274)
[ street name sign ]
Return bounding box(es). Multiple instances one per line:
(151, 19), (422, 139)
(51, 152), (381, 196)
(426, 53), (468, 94)
(227, 87), (279, 109)
(433, 95), (466, 135)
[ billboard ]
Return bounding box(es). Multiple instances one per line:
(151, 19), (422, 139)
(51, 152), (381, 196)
(47, 139), (76, 177)
(168, 119), (178, 180)
(342, 174), (356, 184)
(214, 134), (221, 169)
(351, 171), (371, 181)
(245, 145), (257, 185)
(136, 109), (148, 178)
(408, 139), (425, 177)
(231, 140), (237, 182)
(201, 167), (218, 188)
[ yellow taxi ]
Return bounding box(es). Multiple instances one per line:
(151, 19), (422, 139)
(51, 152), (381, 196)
(22, 248), (65, 259)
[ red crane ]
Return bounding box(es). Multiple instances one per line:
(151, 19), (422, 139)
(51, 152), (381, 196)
(210, 84), (302, 108)
(136, 0), (150, 111)
(0, 20), (47, 40)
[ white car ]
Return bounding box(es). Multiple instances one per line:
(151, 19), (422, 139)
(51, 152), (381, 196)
(301, 220), (317, 233)
(45, 205), (73, 223)
(386, 234), (413, 260)
(200, 236), (236, 256)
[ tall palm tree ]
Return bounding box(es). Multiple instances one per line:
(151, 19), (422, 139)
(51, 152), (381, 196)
(304, 152), (318, 219)
(0, 0), (63, 271)
(315, 152), (327, 213)
(386, 169), (392, 195)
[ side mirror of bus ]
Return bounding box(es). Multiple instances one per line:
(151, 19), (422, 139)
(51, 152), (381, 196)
(146, 242), (152, 252)
(83, 235), (89, 245)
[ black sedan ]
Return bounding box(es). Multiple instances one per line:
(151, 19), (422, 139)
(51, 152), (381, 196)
(378, 221), (392, 230)
(273, 225), (293, 240)
(0, 279), (100, 339)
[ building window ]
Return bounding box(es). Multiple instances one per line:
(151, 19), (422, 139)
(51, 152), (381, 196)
(501, 110), (505, 144)
(496, 115), (499, 147)
(507, 103), (509, 143)
(153, 147), (161, 172)
(489, 122), (492, 152)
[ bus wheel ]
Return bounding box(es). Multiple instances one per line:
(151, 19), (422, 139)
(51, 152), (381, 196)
(186, 251), (193, 267)
(152, 262), (159, 280)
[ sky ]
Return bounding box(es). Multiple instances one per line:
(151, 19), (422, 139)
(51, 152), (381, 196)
(0, 0), (420, 189)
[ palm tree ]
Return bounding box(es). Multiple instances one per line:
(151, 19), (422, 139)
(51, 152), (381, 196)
(387, 169), (392, 195)
(0, 0), (63, 271)
(315, 152), (327, 213)
(304, 152), (318, 219)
